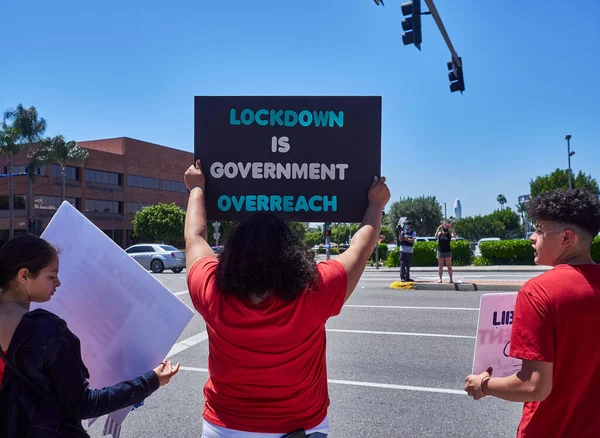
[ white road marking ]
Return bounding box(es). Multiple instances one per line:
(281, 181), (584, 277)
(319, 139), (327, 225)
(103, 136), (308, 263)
(166, 331), (208, 358)
(181, 366), (209, 372)
(166, 324), (473, 360)
(179, 367), (465, 395)
(326, 329), (475, 339)
(327, 378), (466, 395)
(344, 305), (478, 311)
(174, 290), (189, 296)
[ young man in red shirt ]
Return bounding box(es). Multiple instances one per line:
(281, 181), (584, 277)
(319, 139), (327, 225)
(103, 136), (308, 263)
(465, 188), (600, 437)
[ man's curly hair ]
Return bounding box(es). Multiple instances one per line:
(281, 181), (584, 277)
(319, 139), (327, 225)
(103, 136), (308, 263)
(527, 189), (600, 239)
(215, 213), (319, 301)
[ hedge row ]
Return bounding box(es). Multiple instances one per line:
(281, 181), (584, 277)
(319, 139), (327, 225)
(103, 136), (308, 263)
(385, 240), (472, 267)
(479, 240), (535, 265)
(316, 236), (600, 266)
(369, 243), (389, 263)
(474, 236), (600, 265)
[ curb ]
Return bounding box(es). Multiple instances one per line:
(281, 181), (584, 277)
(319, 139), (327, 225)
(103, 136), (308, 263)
(387, 282), (522, 292)
(412, 283), (522, 292)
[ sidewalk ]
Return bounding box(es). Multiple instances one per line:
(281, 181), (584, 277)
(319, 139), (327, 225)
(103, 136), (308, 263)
(363, 265), (549, 273)
(364, 265), (548, 292)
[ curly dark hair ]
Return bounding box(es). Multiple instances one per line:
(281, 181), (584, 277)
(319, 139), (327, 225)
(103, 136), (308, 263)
(527, 189), (600, 239)
(215, 213), (318, 301)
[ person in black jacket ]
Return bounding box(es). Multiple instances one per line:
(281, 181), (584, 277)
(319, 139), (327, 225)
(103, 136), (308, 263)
(0, 235), (180, 437)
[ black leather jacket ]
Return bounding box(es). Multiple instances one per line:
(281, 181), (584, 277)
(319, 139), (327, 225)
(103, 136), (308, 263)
(0, 309), (159, 437)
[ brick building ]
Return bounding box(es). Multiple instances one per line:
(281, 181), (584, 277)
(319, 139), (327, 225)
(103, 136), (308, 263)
(0, 137), (193, 248)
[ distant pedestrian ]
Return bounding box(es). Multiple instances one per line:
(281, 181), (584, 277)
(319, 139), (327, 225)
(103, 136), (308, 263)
(399, 221), (417, 282)
(464, 188), (600, 438)
(435, 222), (456, 283)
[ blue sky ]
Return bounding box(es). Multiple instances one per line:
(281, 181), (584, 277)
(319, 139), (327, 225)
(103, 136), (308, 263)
(2, 0), (599, 217)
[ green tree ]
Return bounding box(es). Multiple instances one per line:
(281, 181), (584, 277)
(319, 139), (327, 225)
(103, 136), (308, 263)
(304, 230), (323, 247)
(454, 209), (522, 241)
(33, 135), (88, 202)
(380, 225), (394, 243)
(331, 223), (351, 244)
(386, 196), (443, 237)
(3, 105), (47, 228)
(288, 222), (307, 242)
(0, 124), (24, 238)
(497, 194), (507, 209)
(133, 203), (186, 247)
(530, 168), (599, 197)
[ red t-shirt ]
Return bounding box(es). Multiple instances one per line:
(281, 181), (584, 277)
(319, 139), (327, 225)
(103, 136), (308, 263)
(187, 257), (347, 433)
(509, 264), (600, 438)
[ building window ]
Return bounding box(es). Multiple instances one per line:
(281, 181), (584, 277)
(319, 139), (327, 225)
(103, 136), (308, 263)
(0, 195), (26, 210)
(85, 169), (121, 186)
(85, 199), (120, 214)
(34, 195), (77, 210)
(127, 174), (159, 190)
(3, 165), (27, 175)
(52, 164), (78, 181)
(102, 229), (123, 247)
(162, 179), (187, 193)
(2, 165), (45, 176)
(126, 202), (151, 215)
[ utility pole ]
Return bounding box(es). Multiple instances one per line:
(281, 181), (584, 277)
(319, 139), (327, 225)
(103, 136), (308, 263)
(566, 135), (574, 189)
(324, 223), (332, 260)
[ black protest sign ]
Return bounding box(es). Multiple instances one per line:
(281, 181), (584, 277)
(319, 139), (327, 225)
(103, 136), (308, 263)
(194, 96), (381, 222)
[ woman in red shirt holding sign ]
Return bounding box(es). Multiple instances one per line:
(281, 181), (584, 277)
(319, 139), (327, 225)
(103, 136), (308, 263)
(183, 160), (390, 437)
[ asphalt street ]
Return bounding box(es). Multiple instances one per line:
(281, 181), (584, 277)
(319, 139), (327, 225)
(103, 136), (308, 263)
(87, 269), (525, 438)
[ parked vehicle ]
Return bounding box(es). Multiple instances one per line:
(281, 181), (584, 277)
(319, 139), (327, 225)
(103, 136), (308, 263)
(211, 246), (224, 259)
(125, 244), (186, 273)
(415, 236), (437, 243)
(473, 237), (501, 257)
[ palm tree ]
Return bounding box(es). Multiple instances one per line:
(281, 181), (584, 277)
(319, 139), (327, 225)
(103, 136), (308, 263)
(3, 105), (47, 228)
(515, 203), (529, 237)
(497, 194), (507, 210)
(0, 124), (24, 238)
(34, 135), (88, 202)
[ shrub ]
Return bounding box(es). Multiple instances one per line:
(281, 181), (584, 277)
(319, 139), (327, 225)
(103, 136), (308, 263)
(369, 243), (389, 262)
(479, 240), (535, 265)
(450, 240), (472, 266)
(384, 240), (471, 267)
(472, 256), (492, 266)
(316, 247), (339, 255)
(412, 241), (438, 266)
(385, 247), (400, 268)
(592, 236), (600, 263)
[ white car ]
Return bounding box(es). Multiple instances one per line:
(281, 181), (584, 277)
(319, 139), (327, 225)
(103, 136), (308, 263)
(125, 244), (186, 274)
(474, 237), (501, 257)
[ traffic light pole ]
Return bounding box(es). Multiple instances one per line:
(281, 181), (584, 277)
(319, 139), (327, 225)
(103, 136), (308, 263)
(422, 0), (461, 69)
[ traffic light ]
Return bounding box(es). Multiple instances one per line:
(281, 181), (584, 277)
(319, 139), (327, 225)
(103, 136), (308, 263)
(324, 229), (331, 238)
(401, 0), (422, 50)
(447, 57), (465, 93)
